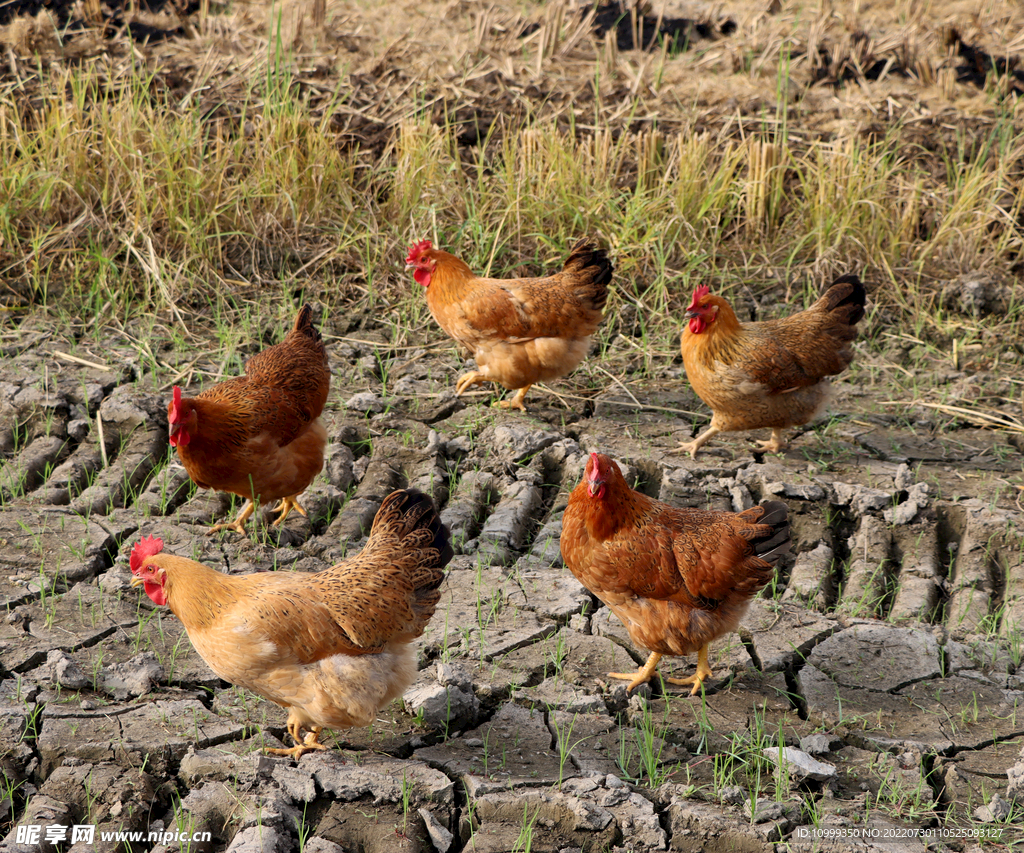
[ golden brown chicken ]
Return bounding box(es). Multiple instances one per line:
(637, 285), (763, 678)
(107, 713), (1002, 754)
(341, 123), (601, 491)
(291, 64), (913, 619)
(405, 238), (612, 411)
(130, 489), (453, 759)
(561, 453), (790, 694)
(168, 304), (331, 534)
(678, 274), (866, 457)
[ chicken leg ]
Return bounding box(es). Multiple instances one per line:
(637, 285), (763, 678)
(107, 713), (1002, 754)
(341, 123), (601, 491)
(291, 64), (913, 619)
(608, 647), (714, 696)
(676, 425), (721, 459)
(271, 494), (307, 527)
(662, 645), (713, 696)
(207, 500), (256, 536)
(267, 717), (328, 760)
(496, 385), (531, 412)
(752, 428), (789, 455)
(455, 371), (488, 397)
(608, 651), (663, 693)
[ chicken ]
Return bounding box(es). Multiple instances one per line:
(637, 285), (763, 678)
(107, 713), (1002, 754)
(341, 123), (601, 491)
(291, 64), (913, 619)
(168, 303), (331, 535)
(129, 488), (453, 759)
(405, 238), (612, 412)
(678, 274), (866, 457)
(560, 453), (790, 694)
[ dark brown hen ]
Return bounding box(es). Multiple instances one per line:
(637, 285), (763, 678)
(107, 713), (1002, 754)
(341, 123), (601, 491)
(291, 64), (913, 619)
(561, 453), (790, 694)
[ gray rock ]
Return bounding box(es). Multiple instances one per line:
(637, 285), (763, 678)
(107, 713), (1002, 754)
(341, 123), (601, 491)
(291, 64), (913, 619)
(974, 793), (1012, 823)
(302, 841), (345, 853)
(403, 681), (479, 731)
(488, 424), (562, 463)
(225, 825), (291, 853)
(345, 392), (386, 413)
(1006, 745), (1024, 803)
(799, 734), (835, 755)
(742, 797), (788, 824)
(833, 481), (890, 514)
(884, 482), (929, 526)
(782, 543), (833, 607)
(763, 746), (837, 783)
(419, 807), (453, 853)
(719, 785), (746, 805)
(99, 652), (164, 699)
(47, 649), (89, 690)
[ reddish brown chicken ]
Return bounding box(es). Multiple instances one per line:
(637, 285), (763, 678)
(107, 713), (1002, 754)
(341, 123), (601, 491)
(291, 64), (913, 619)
(405, 239), (612, 411)
(679, 274), (866, 457)
(130, 489), (453, 759)
(561, 453), (790, 694)
(168, 304), (330, 534)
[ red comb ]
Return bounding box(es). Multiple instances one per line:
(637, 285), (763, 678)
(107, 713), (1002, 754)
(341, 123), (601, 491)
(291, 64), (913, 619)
(406, 240), (433, 264)
(168, 386), (183, 424)
(130, 535), (164, 574)
(687, 285), (711, 312)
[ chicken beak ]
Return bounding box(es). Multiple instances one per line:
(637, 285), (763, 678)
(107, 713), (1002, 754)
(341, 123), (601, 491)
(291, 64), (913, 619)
(587, 478), (605, 497)
(129, 575), (144, 589)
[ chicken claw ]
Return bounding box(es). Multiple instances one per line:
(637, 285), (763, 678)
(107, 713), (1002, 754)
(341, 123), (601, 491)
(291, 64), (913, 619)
(752, 428), (789, 455)
(663, 646), (713, 696)
(608, 648), (714, 696)
(271, 495), (307, 527)
(608, 651), (663, 693)
(268, 721), (328, 760)
(207, 500), (256, 536)
(676, 425), (720, 459)
(454, 371), (488, 397)
(495, 385), (531, 413)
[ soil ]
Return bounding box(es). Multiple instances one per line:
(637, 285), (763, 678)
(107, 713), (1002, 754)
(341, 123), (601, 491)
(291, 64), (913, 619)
(1, 0), (1024, 850)
(0, 305), (1022, 852)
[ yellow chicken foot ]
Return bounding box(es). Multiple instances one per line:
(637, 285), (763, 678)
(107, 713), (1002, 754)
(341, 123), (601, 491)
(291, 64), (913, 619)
(207, 500), (256, 536)
(495, 385), (531, 413)
(753, 428), (789, 454)
(676, 425), (720, 459)
(664, 645), (714, 696)
(267, 722), (328, 760)
(608, 651), (663, 693)
(271, 495), (307, 527)
(455, 371), (488, 397)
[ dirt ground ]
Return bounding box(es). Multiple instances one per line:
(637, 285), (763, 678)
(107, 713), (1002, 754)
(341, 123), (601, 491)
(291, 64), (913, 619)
(1, 0), (1024, 851)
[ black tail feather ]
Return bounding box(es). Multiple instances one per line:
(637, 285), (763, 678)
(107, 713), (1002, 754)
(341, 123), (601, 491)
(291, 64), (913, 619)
(823, 274), (867, 326)
(752, 500), (791, 564)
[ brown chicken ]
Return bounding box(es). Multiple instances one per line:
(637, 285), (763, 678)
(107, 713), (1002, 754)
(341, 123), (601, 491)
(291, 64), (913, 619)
(561, 453), (790, 694)
(405, 238), (612, 411)
(168, 304), (331, 534)
(678, 274), (866, 457)
(130, 489), (453, 759)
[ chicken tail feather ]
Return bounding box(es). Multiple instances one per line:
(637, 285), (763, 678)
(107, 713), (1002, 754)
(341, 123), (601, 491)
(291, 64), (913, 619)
(748, 500), (792, 564)
(292, 303), (324, 344)
(562, 238), (613, 310)
(368, 488), (453, 582)
(820, 274), (866, 328)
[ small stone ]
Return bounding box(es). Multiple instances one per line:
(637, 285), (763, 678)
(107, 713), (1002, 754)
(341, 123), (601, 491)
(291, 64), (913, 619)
(763, 747), (837, 783)
(418, 807), (453, 853)
(345, 392), (386, 413)
(720, 785), (747, 805)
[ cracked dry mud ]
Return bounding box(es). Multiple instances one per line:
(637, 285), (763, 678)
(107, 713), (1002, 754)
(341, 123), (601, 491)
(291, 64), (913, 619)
(1, 317), (1023, 853)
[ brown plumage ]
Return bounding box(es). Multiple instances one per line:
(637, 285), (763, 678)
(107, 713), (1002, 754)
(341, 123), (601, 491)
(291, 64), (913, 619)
(168, 304), (331, 534)
(405, 238), (612, 411)
(560, 453), (790, 694)
(130, 489), (453, 759)
(679, 274), (866, 457)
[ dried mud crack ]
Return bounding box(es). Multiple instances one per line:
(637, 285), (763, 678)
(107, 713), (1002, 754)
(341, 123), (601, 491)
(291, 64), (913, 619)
(0, 319), (1021, 852)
